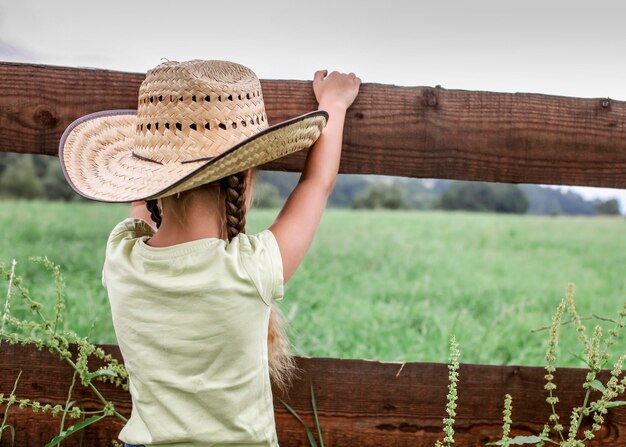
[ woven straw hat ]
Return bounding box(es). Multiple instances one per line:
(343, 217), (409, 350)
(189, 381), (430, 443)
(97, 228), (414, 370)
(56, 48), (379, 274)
(59, 59), (328, 202)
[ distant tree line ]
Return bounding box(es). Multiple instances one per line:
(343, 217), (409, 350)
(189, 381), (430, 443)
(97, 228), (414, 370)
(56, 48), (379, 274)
(0, 154), (621, 215)
(0, 153), (77, 200)
(255, 172), (621, 215)
(439, 182), (529, 213)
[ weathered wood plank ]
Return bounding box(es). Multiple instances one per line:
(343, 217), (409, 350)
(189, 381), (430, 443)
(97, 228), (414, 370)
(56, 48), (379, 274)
(0, 344), (623, 446)
(1, 62), (626, 188)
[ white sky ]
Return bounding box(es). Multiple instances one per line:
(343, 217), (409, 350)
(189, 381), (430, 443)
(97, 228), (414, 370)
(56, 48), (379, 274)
(1, 0), (625, 209)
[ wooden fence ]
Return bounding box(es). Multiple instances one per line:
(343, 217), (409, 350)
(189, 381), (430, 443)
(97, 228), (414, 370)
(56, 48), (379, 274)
(0, 61), (625, 446)
(2, 62), (626, 187)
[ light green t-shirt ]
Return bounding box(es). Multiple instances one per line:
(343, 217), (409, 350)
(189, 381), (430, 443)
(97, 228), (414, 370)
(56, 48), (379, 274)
(102, 218), (284, 446)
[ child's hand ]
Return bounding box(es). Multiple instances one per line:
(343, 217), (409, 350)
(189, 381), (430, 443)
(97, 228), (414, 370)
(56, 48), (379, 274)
(313, 70), (361, 111)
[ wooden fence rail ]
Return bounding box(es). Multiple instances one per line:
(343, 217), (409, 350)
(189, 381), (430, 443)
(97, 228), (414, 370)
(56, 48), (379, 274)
(0, 344), (624, 446)
(2, 61), (626, 188)
(0, 62), (625, 446)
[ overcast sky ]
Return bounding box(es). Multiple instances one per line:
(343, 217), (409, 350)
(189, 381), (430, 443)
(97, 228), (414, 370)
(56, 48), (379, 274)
(1, 0), (625, 208)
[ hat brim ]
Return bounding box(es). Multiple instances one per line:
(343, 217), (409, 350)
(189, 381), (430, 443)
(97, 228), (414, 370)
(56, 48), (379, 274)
(59, 109), (328, 203)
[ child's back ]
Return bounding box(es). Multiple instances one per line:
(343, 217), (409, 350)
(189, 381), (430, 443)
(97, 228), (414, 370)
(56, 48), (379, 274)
(105, 220), (283, 445)
(60, 59), (360, 446)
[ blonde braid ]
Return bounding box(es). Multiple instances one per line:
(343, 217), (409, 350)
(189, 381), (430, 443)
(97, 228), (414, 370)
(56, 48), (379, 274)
(222, 170), (297, 392)
(222, 172), (247, 240)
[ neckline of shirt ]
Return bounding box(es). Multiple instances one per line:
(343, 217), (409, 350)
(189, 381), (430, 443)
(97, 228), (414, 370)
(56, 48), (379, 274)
(135, 235), (228, 259)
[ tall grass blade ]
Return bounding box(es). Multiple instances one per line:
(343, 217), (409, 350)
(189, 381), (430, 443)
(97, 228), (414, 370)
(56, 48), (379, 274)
(309, 380), (324, 447)
(279, 399), (318, 447)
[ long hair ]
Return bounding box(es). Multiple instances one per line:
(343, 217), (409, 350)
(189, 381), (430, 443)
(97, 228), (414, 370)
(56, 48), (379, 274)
(146, 170), (297, 392)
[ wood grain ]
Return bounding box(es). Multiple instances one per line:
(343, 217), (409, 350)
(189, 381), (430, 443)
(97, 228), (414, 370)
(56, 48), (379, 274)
(0, 344), (623, 446)
(1, 62), (625, 188)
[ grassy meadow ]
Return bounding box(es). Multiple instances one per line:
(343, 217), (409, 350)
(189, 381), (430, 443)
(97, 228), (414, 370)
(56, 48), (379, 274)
(1, 200), (625, 368)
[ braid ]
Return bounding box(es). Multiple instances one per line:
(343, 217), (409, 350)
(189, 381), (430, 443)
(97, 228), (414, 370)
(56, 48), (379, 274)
(145, 199), (162, 229)
(222, 171), (247, 240)
(218, 169), (297, 391)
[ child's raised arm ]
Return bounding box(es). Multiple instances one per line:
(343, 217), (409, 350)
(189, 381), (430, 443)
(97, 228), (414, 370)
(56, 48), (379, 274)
(269, 70), (361, 282)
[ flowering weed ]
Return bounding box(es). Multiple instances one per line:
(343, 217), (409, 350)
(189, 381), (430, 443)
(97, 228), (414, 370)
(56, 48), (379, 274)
(445, 283), (625, 447)
(0, 258), (128, 445)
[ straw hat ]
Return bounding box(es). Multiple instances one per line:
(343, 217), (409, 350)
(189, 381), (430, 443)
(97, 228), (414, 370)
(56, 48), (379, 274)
(59, 59), (328, 203)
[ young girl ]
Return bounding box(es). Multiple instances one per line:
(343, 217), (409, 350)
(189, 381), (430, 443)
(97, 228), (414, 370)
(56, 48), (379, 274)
(59, 59), (360, 446)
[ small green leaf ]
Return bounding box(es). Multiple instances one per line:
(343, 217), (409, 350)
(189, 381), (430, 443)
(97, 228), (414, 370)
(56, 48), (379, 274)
(45, 415), (105, 447)
(487, 435), (549, 445)
(279, 399), (318, 447)
(605, 400), (626, 408)
(588, 380), (606, 392)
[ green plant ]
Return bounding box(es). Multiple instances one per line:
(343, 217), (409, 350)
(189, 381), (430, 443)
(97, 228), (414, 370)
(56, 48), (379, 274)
(435, 335), (460, 447)
(441, 283), (626, 447)
(280, 380), (325, 447)
(536, 284), (626, 446)
(0, 257), (129, 446)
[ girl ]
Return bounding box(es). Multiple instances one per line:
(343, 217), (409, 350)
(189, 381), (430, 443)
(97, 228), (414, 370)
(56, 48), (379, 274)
(59, 59), (360, 446)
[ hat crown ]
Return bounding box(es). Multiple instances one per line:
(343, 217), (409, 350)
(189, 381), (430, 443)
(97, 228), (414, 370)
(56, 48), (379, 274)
(133, 60), (268, 163)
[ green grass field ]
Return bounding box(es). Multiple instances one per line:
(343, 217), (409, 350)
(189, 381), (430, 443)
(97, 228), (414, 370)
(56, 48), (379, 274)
(1, 200), (624, 367)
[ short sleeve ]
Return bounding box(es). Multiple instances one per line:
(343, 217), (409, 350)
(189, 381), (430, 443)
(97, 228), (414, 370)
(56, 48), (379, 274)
(108, 217), (155, 243)
(103, 218), (154, 290)
(239, 229), (284, 306)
